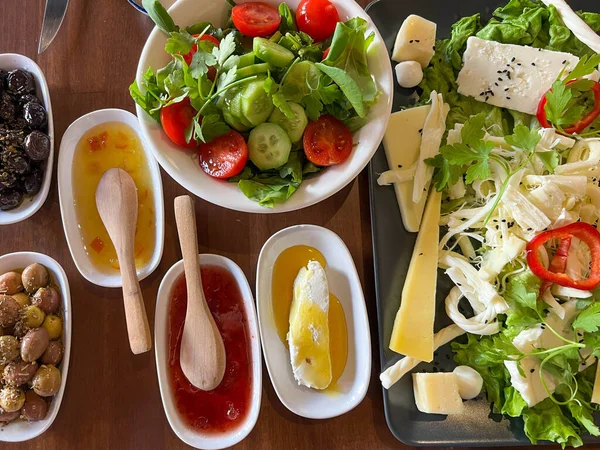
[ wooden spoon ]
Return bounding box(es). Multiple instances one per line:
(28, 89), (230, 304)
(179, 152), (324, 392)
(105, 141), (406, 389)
(174, 195), (225, 390)
(96, 168), (152, 355)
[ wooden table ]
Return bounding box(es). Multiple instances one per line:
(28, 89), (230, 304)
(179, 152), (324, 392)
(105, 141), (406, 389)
(0, 1), (563, 449)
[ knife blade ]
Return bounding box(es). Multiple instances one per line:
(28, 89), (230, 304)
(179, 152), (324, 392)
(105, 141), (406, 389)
(38, 0), (70, 54)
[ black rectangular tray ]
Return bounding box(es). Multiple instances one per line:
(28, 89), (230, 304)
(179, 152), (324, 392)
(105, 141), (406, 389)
(366, 0), (600, 446)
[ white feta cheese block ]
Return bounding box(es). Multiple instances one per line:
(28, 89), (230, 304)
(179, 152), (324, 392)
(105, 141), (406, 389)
(392, 15), (437, 68)
(456, 36), (580, 115)
(504, 358), (557, 407)
(412, 372), (464, 414)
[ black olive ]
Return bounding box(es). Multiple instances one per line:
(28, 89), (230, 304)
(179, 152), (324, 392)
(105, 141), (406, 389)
(24, 131), (50, 161)
(0, 190), (23, 210)
(23, 168), (43, 195)
(0, 93), (16, 122)
(8, 117), (28, 131)
(1, 147), (30, 174)
(18, 94), (41, 108)
(7, 69), (35, 95)
(22, 102), (46, 129)
(0, 171), (17, 190)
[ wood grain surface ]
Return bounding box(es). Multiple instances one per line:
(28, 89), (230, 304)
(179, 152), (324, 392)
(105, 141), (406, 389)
(0, 0), (566, 449)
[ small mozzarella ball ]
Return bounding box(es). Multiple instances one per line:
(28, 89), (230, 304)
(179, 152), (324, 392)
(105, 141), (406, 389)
(395, 61), (423, 88)
(453, 365), (483, 400)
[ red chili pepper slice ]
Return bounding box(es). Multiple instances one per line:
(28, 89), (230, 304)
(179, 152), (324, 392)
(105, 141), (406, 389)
(539, 236), (572, 296)
(527, 222), (600, 291)
(537, 80), (600, 135)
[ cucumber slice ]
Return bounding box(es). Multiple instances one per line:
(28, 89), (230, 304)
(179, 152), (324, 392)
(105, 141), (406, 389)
(253, 37), (295, 68)
(281, 61), (320, 103)
(231, 92), (253, 128)
(248, 123), (292, 170)
(238, 52), (256, 68)
(236, 63), (271, 79)
(268, 102), (308, 143)
(223, 108), (249, 132)
(241, 79), (274, 127)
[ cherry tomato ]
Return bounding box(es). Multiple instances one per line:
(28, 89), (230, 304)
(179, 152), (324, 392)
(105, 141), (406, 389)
(198, 130), (249, 178)
(231, 2), (281, 37)
(296, 0), (339, 42)
(303, 115), (353, 166)
(322, 47), (330, 60)
(160, 98), (198, 149)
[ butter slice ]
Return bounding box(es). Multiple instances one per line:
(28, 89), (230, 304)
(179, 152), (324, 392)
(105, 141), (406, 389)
(413, 373), (464, 414)
(288, 260), (332, 390)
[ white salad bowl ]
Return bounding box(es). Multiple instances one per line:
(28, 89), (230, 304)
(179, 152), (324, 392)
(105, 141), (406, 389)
(256, 224), (371, 418)
(155, 254), (262, 450)
(0, 54), (54, 225)
(0, 252), (71, 442)
(57, 108), (165, 288)
(135, 0), (393, 213)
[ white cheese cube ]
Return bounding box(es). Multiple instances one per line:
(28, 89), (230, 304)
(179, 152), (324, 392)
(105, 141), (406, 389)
(412, 372), (464, 415)
(456, 36), (579, 115)
(392, 15), (437, 68)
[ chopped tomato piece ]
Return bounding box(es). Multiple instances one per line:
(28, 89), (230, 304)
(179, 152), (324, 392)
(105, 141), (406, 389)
(198, 130), (248, 179)
(160, 97), (199, 149)
(231, 2), (281, 37)
(303, 115), (353, 166)
(90, 237), (105, 253)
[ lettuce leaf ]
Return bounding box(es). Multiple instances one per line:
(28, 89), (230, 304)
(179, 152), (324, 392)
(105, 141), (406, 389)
(523, 398), (583, 448)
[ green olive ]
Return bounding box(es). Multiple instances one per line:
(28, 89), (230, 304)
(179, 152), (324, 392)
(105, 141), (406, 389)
(42, 315), (62, 340)
(0, 386), (25, 412)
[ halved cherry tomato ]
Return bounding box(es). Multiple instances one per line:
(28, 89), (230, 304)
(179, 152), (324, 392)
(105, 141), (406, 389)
(303, 115), (353, 166)
(231, 2), (281, 37)
(198, 130), (248, 179)
(160, 97), (198, 149)
(322, 47), (330, 60)
(296, 0), (339, 42)
(182, 34), (220, 80)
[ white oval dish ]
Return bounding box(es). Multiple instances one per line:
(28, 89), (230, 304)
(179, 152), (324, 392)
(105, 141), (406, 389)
(155, 254), (262, 450)
(57, 108), (165, 288)
(135, 0), (393, 213)
(0, 54), (54, 225)
(256, 224), (371, 418)
(0, 252), (71, 442)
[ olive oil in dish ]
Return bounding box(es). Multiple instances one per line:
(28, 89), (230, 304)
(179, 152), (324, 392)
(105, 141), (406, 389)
(71, 122), (155, 274)
(271, 245), (348, 391)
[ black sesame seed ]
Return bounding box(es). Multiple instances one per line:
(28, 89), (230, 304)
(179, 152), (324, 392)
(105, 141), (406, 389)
(423, 188), (426, 192)
(538, 48), (542, 51)
(562, 60), (567, 64)
(583, 362), (587, 366)
(418, 128), (423, 133)
(531, 62), (536, 66)
(398, 164), (403, 168)
(433, 46), (436, 51)
(530, 368), (535, 373)
(517, 63), (522, 66)
(490, 91), (495, 96)
(415, 39), (420, 43)
(409, 40), (414, 43)
(511, 57), (516, 62)
(419, 252), (424, 256)
(485, 96), (489, 101)
(501, 219), (507, 223)
(540, 325), (546, 330)
(495, 82), (499, 86)
(527, 227), (532, 231)
(507, 96), (511, 100)
(498, 77), (503, 82)
(507, 73), (511, 80)
(497, 70), (503, 74)
(484, 319), (488, 324)
(504, 88), (509, 91)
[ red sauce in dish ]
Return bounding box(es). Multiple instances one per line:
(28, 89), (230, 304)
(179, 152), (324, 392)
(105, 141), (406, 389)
(168, 265), (252, 433)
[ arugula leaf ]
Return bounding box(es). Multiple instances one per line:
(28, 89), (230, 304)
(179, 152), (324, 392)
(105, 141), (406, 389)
(165, 31), (195, 56)
(142, 0), (179, 34)
(278, 3), (297, 33)
(572, 302), (600, 333)
(505, 124), (542, 152)
(315, 63), (365, 118)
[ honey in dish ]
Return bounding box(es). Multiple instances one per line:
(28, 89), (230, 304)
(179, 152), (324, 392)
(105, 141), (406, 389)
(72, 122), (155, 273)
(271, 245), (348, 390)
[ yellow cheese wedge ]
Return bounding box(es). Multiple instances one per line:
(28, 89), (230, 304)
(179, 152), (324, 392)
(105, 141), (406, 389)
(392, 15), (437, 68)
(412, 372), (464, 414)
(389, 190), (441, 362)
(592, 362), (600, 404)
(382, 106), (431, 233)
(288, 260), (332, 390)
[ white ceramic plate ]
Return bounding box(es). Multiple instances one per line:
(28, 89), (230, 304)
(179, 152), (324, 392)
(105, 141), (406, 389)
(135, 0), (393, 213)
(256, 224), (371, 418)
(0, 252), (71, 442)
(0, 54), (54, 225)
(155, 254), (262, 450)
(57, 108), (165, 288)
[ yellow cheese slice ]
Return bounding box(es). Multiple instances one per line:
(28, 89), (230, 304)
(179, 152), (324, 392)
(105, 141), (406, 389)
(412, 372), (464, 414)
(592, 362), (600, 404)
(382, 106), (430, 233)
(389, 190), (441, 361)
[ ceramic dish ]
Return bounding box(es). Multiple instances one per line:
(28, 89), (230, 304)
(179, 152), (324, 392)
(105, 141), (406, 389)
(134, 0), (393, 214)
(0, 252), (71, 442)
(57, 108), (164, 288)
(155, 253), (262, 450)
(256, 224), (370, 419)
(0, 54), (54, 225)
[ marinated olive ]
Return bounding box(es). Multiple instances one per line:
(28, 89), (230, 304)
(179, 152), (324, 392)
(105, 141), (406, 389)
(24, 131), (50, 161)
(0, 386), (25, 412)
(32, 287), (59, 314)
(0, 172), (17, 191)
(0, 93), (16, 122)
(20, 327), (49, 362)
(32, 365), (61, 397)
(42, 315), (62, 340)
(22, 263), (49, 294)
(7, 69), (35, 95)
(23, 168), (43, 196)
(0, 190), (23, 211)
(18, 93), (41, 108)
(0, 409), (19, 423)
(0, 271), (23, 295)
(19, 305), (45, 329)
(3, 361), (38, 386)
(0, 295), (20, 328)
(11, 292), (29, 309)
(22, 390), (47, 421)
(23, 102), (46, 129)
(0, 336), (19, 364)
(40, 341), (63, 366)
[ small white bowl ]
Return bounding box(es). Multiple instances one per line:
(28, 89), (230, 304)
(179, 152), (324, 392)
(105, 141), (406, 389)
(155, 254), (262, 450)
(256, 224), (371, 419)
(57, 108), (165, 288)
(0, 252), (71, 442)
(135, 0), (393, 213)
(0, 54), (54, 225)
